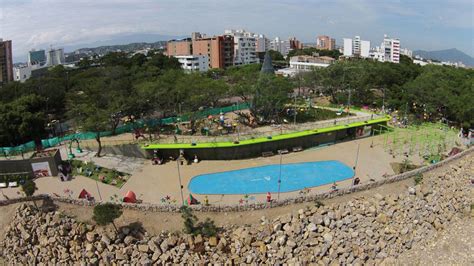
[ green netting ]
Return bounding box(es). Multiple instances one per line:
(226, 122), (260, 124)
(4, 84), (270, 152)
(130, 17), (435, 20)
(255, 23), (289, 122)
(0, 103), (250, 153)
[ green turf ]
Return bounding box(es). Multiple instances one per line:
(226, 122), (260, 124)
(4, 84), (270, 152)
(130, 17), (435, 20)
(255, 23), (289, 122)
(143, 115), (391, 150)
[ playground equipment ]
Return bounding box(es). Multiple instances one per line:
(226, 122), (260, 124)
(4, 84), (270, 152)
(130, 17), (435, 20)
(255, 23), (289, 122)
(382, 123), (459, 162)
(67, 138), (82, 159)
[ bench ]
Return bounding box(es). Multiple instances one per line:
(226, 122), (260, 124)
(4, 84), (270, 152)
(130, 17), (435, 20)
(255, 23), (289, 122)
(292, 146), (303, 152)
(0, 183), (7, 188)
(278, 149), (289, 155)
(8, 182), (18, 187)
(262, 151), (274, 157)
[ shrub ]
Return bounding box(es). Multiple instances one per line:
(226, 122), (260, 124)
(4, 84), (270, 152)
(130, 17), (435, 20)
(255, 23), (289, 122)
(414, 174), (423, 185)
(21, 179), (37, 197)
(93, 203), (123, 232)
(180, 206), (218, 237)
(315, 200), (325, 208)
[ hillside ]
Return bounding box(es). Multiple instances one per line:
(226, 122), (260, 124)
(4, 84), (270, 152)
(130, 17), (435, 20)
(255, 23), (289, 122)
(414, 48), (474, 66)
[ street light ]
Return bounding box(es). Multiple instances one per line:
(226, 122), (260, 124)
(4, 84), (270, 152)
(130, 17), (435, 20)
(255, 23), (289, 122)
(176, 159), (185, 205)
(277, 150), (283, 200)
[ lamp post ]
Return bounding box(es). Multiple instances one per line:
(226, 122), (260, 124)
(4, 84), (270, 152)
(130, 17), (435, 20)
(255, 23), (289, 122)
(354, 143), (360, 175)
(176, 160), (185, 205)
(277, 150), (283, 201)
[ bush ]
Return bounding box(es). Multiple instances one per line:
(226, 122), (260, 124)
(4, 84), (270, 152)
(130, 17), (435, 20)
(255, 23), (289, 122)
(414, 174), (423, 185)
(93, 203), (123, 232)
(180, 206), (218, 237)
(315, 200), (324, 208)
(21, 180), (37, 197)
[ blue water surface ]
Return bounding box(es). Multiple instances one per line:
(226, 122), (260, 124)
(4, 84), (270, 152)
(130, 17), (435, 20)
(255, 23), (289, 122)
(188, 160), (354, 194)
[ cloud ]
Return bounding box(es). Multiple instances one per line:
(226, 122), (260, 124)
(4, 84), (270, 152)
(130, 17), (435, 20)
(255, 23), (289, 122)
(1, 0), (472, 60)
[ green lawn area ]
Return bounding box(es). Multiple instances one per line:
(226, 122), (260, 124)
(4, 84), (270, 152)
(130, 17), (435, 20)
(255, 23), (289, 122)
(70, 160), (129, 188)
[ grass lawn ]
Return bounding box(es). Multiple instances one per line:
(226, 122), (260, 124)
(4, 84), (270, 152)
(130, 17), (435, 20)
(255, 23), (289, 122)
(70, 160), (129, 188)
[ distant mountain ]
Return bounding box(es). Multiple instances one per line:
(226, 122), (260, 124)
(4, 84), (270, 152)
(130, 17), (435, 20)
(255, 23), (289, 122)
(413, 48), (474, 66)
(62, 33), (184, 53)
(13, 33), (185, 63)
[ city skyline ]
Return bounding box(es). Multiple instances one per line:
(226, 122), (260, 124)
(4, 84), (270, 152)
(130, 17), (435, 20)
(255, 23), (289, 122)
(1, 0), (473, 62)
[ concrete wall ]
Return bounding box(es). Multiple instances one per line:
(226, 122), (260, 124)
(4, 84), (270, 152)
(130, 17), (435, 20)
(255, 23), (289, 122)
(148, 125), (370, 160)
(0, 149), (62, 177)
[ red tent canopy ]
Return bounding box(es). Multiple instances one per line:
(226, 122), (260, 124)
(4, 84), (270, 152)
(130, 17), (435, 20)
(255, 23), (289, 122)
(123, 191), (137, 203)
(78, 189), (91, 199)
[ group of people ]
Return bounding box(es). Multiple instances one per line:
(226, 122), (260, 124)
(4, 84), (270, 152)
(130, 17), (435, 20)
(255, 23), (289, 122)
(57, 162), (72, 181)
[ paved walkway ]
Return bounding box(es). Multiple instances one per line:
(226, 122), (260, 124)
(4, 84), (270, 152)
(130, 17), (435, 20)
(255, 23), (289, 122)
(1, 135), (423, 206)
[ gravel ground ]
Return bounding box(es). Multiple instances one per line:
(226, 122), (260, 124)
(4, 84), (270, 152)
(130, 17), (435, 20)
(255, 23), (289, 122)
(395, 215), (473, 265)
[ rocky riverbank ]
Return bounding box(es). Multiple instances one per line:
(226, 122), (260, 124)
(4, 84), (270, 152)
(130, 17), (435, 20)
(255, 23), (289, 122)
(1, 156), (472, 264)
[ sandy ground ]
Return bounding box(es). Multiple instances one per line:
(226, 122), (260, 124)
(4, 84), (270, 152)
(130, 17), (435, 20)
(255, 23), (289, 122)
(1, 135), (423, 207)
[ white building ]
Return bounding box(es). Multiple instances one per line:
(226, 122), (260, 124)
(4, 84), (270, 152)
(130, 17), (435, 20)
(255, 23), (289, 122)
(343, 38), (353, 57)
(255, 34), (269, 53)
(276, 55), (335, 77)
(13, 65), (32, 82)
(381, 35), (400, 63)
(400, 48), (413, 58)
(270, 37), (291, 56)
(175, 55), (209, 72)
(46, 47), (65, 66)
(343, 36), (370, 58)
(360, 40), (370, 58)
(224, 29), (258, 65)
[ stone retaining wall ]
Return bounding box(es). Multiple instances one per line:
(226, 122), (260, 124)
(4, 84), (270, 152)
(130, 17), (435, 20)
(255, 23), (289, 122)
(1, 146), (472, 212)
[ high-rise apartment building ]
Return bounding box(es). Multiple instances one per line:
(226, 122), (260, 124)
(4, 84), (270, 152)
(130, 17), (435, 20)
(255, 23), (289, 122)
(193, 35), (234, 69)
(369, 35), (401, 64)
(46, 47), (65, 66)
(382, 35), (400, 63)
(255, 34), (269, 53)
(270, 37), (291, 56)
(343, 36), (370, 58)
(289, 37), (303, 50)
(28, 49), (46, 66)
(0, 39), (14, 85)
(224, 29), (258, 66)
(167, 38), (193, 56)
(316, 35), (336, 50)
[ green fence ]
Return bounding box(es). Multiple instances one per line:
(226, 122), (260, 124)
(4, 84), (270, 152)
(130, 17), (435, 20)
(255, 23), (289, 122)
(1, 103), (250, 156)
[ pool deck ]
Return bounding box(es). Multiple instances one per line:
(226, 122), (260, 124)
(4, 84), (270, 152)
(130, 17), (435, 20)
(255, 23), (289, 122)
(1, 135), (423, 206)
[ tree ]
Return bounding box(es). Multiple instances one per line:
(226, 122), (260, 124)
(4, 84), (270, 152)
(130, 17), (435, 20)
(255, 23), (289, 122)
(21, 179), (38, 208)
(268, 50), (285, 61)
(0, 95), (47, 146)
(93, 203), (123, 232)
(252, 74), (292, 123)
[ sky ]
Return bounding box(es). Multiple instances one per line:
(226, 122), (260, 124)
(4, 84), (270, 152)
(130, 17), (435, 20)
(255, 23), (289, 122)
(1, 0), (473, 62)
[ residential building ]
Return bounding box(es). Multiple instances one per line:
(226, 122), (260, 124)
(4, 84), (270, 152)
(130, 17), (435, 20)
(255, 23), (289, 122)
(224, 29), (258, 65)
(343, 36), (370, 58)
(175, 55), (209, 72)
(316, 35), (336, 50)
(381, 35), (400, 63)
(400, 48), (413, 58)
(46, 47), (65, 66)
(343, 38), (353, 57)
(270, 37), (291, 56)
(289, 37), (303, 50)
(255, 34), (269, 53)
(13, 65), (32, 82)
(193, 35), (234, 69)
(276, 55), (334, 77)
(360, 40), (370, 58)
(167, 38), (193, 56)
(0, 39), (14, 84)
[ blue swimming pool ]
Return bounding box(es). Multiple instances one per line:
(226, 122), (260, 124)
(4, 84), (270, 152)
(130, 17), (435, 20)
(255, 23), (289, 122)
(188, 160), (354, 194)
